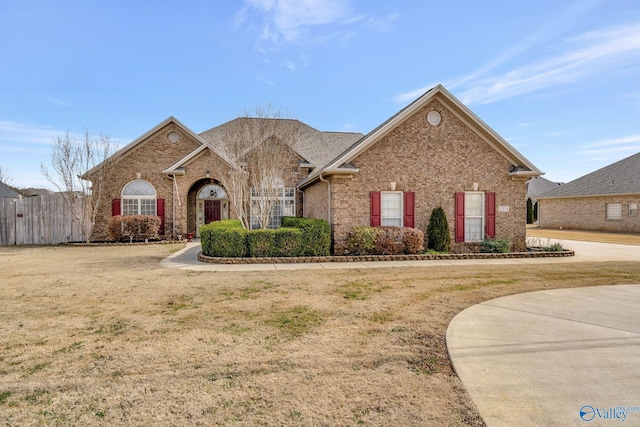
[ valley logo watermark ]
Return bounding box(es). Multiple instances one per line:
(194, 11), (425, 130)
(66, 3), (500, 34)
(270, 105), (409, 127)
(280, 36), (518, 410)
(580, 405), (640, 422)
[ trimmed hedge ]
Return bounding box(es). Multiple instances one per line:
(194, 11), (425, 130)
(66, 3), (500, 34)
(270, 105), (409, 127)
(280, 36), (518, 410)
(108, 215), (160, 242)
(281, 217), (331, 256)
(200, 218), (327, 258)
(200, 219), (248, 258)
(347, 226), (424, 255)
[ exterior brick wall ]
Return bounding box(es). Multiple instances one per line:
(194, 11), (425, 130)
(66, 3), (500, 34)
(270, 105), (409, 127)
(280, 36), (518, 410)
(92, 123), (202, 241)
(539, 196), (640, 232)
(91, 120), (312, 240)
(305, 97), (529, 253)
(303, 181), (329, 221)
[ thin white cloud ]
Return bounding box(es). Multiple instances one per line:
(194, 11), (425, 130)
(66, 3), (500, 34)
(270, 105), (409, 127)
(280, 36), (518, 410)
(238, 0), (392, 49)
(456, 22), (640, 105)
(0, 121), (61, 145)
(587, 133), (640, 147)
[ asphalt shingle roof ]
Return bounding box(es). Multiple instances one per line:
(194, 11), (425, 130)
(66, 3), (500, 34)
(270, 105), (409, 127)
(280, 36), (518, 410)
(198, 118), (363, 168)
(0, 181), (20, 198)
(539, 152), (640, 198)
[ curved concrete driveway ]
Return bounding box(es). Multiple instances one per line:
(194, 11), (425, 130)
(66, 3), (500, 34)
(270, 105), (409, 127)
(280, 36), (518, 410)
(447, 284), (640, 426)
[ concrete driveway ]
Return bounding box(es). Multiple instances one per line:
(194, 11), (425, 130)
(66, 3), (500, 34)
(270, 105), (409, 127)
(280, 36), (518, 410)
(447, 284), (640, 426)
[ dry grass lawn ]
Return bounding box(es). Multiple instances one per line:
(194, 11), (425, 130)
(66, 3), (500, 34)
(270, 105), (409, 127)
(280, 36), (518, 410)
(2, 242), (640, 426)
(527, 226), (640, 245)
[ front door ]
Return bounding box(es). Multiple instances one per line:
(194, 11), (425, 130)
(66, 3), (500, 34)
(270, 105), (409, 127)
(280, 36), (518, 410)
(204, 200), (221, 224)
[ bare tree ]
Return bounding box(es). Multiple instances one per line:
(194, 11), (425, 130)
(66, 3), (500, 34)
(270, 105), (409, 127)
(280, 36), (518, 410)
(41, 130), (117, 242)
(0, 165), (12, 184)
(220, 107), (299, 229)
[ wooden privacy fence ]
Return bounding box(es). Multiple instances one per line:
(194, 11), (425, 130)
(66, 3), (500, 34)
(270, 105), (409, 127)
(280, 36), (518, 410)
(0, 194), (89, 245)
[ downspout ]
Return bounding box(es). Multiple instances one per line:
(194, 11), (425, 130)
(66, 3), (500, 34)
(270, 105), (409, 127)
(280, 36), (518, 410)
(169, 174), (182, 238)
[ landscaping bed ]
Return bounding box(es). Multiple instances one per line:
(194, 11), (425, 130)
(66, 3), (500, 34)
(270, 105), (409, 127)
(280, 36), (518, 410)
(198, 249), (575, 264)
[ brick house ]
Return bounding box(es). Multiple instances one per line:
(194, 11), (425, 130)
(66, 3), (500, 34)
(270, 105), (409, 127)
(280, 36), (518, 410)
(537, 152), (640, 232)
(86, 84), (542, 251)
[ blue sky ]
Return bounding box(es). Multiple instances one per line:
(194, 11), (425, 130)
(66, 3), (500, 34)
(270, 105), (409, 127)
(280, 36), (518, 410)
(1, 0), (639, 189)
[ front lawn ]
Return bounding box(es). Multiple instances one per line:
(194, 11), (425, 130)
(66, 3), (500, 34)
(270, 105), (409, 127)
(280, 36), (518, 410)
(2, 244), (639, 426)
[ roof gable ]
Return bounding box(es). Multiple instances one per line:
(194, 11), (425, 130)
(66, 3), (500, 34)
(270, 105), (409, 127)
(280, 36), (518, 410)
(82, 116), (209, 178)
(538, 152), (640, 199)
(303, 84), (542, 185)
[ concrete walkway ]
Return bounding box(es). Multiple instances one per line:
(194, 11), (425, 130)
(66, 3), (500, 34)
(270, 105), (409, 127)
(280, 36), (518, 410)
(160, 238), (640, 271)
(447, 284), (640, 426)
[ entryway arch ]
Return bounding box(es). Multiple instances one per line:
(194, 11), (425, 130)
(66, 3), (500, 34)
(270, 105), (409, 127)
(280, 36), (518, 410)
(187, 178), (229, 237)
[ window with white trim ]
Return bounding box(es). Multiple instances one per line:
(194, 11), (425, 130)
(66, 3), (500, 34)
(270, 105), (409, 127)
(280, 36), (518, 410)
(250, 185), (295, 229)
(606, 203), (622, 220)
(629, 202), (638, 216)
(381, 192), (403, 226)
(122, 180), (157, 216)
(465, 192), (484, 241)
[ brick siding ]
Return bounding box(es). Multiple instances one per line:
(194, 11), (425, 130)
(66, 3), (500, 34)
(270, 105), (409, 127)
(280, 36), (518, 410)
(539, 196), (640, 232)
(305, 97), (528, 253)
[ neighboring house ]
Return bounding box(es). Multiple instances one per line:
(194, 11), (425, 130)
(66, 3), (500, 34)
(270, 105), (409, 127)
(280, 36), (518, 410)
(85, 84), (542, 251)
(537, 152), (640, 232)
(526, 176), (561, 202)
(0, 181), (21, 198)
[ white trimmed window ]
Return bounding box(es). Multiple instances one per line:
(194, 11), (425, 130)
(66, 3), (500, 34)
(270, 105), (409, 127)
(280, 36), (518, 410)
(250, 185), (295, 230)
(122, 180), (157, 216)
(464, 192), (484, 241)
(629, 202), (638, 216)
(381, 192), (403, 226)
(606, 203), (622, 220)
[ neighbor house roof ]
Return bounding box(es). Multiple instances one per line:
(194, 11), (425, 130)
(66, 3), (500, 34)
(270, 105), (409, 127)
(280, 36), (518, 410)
(538, 152), (640, 199)
(526, 176), (562, 200)
(0, 181), (20, 198)
(300, 84), (543, 188)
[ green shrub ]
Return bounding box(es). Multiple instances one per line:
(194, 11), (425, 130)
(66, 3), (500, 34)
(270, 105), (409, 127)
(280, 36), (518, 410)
(108, 215), (160, 241)
(281, 217), (331, 256)
(426, 206), (451, 252)
(274, 227), (304, 257)
(247, 229), (276, 257)
(480, 238), (512, 253)
(402, 227), (425, 254)
(200, 220), (248, 257)
(347, 226), (381, 255)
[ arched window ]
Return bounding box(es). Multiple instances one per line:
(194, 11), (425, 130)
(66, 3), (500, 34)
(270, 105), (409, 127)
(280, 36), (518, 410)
(121, 180), (157, 215)
(198, 184), (227, 200)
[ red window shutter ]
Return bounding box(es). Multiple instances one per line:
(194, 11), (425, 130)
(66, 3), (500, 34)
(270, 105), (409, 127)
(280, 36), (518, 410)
(485, 192), (496, 239)
(112, 198), (121, 216)
(157, 198), (165, 236)
(454, 192), (465, 243)
(403, 192), (415, 228)
(370, 191), (381, 227)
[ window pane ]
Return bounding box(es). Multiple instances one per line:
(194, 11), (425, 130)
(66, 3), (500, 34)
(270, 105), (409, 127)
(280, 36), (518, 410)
(381, 218), (402, 227)
(140, 199), (156, 216)
(606, 203), (622, 220)
(465, 218), (483, 242)
(382, 192), (402, 226)
(122, 199), (138, 215)
(123, 180), (155, 196)
(465, 193), (483, 217)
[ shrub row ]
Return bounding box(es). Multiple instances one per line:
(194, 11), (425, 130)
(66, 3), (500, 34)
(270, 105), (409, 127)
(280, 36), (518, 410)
(108, 215), (160, 241)
(347, 226), (424, 255)
(200, 217), (331, 258)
